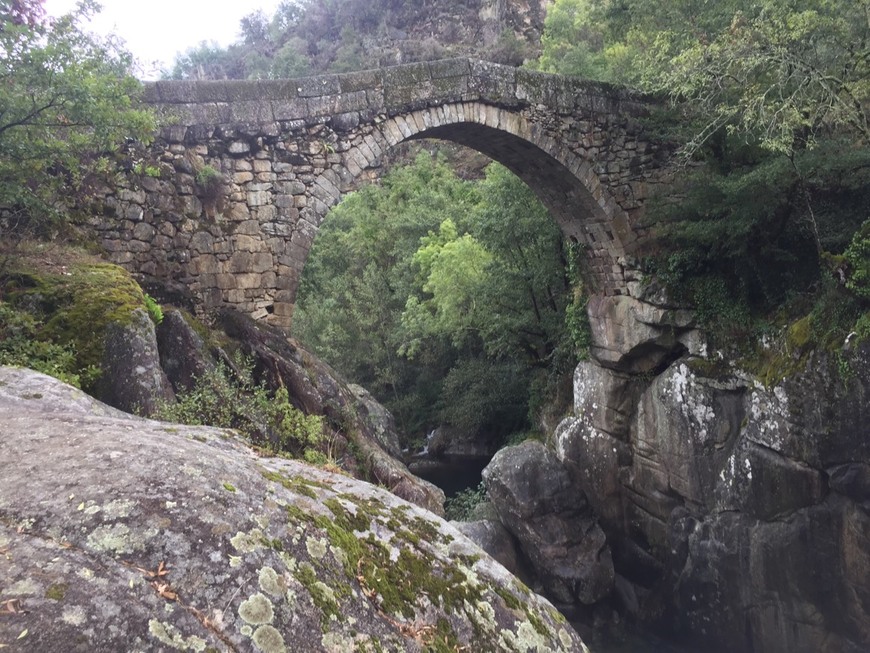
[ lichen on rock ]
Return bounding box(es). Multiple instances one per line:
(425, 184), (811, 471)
(0, 366), (587, 652)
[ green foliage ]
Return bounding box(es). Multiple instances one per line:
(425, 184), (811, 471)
(293, 152), (483, 437)
(132, 161), (161, 178)
(536, 0), (869, 157)
(535, 0), (613, 79)
(0, 302), (82, 387)
(194, 165), (222, 188)
(400, 220), (493, 357)
(843, 220), (870, 300)
(294, 152), (581, 444)
(165, 40), (246, 80)
(444, 482), (487, 522)
(0, 0), (155, 244)
(154, 355), (327, 460)
(436, 359), (529, 439)
(4, 263), (152, 390)
(486, 29), (530, 66)
(143, 294), (163, 325)
(644, 141), (870, 338)
(563, 242), (591, 357)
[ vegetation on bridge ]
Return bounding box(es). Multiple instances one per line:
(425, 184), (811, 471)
(537, 0), (869, 353)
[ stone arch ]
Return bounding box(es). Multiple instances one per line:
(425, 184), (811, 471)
(294, 101), (637, 322)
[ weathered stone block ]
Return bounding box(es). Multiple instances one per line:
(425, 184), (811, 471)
(246, 190), (271, 207)
(228, 140), (250, 155)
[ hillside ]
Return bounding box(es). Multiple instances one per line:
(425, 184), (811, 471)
(167, 0), (553, 79)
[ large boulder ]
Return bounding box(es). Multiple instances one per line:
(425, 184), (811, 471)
(426, 424), (496, 459)
(348, 383), (403, 459)
(96, 307), (175, 416)
(156, 308), (215, 393)
(454, 519), (527, 580)
(483, 441), (614, 605)
(554, 361), (639, 528)
(0, 367), (588, 653)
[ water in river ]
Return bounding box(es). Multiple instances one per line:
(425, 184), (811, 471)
(410, 454), (490, 497)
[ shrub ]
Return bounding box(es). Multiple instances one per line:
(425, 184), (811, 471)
(194, 164), (225, 207)
(843, 220), (870, 300)
(444, 482), (487, 522)
(143, 293), (163, 325)
(154, 354), (327, 461)
(0, 302), (83, 387)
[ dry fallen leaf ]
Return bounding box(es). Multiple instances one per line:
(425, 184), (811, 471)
(151, 581), (178, 601)
(136, 560), (170, 579)
(1, 600), (23, 615)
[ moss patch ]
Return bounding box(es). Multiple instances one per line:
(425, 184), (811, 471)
(261, 470), (331, 500)
(5, 262), (151, 390)
(45, 583), (68, 601)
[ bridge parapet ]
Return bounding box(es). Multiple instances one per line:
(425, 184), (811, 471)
(144, 58), (650, 135)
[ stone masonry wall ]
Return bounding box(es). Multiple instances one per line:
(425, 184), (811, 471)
(91, 58), (675, 328)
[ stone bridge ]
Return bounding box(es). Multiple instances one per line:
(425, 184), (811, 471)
(95, 58), (674, 328)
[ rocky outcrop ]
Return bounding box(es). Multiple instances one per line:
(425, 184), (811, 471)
(68, 299), (443, 516)
(0, 367), (587, 653)
(96, 307), (174, 416)
(426, 424), (497, 459)
(587, 295), (701, 374)
(556, 330), (870, 652)
(156, 308), (215, 393)
(348, 383), (403, 459)
(483, 441), (614, 605)
(217, 309), (446, 515)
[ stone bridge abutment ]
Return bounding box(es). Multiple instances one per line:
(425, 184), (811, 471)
(94, 58), (674, 328)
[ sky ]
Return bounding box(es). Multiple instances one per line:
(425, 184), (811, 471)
(43, 0), (287, 79)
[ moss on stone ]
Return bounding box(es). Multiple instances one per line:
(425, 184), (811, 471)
(267, 469), (570, 651)
(261, 470), (330, 500)
(685, 356), (731, 380)
(492, 584), (521, 610)
(7, 262), (151, 390)
(295, 561), (341, 630)
(44, 583), (68, 601)
(425, 617), (463, 653)
(323, 497), (373, 533)
(787, 315), (813, 351)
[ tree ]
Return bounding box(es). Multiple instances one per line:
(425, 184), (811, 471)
(294, 153), (579, 441)
(0, 0), (154, 257)
(400, 219), (492, 356)
(166, 41), (245, 80)
(292, 152), (481, 435)
(537, 0), (869, 157)
(4, 0), (44, 26)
